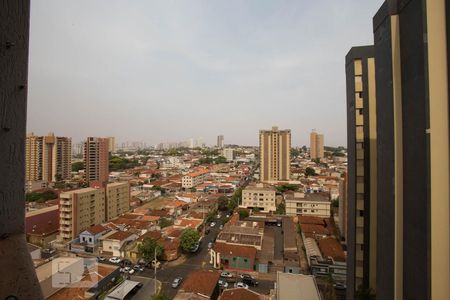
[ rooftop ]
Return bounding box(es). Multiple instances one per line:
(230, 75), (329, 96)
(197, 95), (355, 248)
(180, 270), (220, 297)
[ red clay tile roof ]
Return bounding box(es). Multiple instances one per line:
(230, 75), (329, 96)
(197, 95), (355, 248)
(318, 237), (346, 262)
(25, 208), (59, 235)
(300, 224), (329, 235)
(213, 242), (257, 259)
(105, 231), (135, 241)
(159, 237), (180, 251)
(84, 224), (107, 235)
(220, 288), (263, 300)
(298, 216), (326, 225)
(180, 270), (220, 297)
(138, 231), (162, 242)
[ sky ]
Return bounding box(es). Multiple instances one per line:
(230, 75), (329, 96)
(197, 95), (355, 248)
(28, 0), (384, 147)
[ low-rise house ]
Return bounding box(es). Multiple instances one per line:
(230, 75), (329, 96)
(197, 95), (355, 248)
(159, 237), (181, 261)
(26, 205), (59, 247)
(174, 217), (203, 231)
(216, 220), (264, 250)
(175, 270), (221, 300)
(70, 224), (109, 253)
(210, 242), (257, 271)
(100, 230), (138, 257)
(271, 272), (321, 300)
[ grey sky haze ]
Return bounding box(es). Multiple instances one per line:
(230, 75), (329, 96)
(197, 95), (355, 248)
(28, 0), (383, 147)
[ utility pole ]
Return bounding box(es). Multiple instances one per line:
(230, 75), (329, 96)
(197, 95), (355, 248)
(154, 247), (157, 295)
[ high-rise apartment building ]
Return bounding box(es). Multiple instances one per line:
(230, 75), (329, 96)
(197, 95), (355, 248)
(106, 137), (116, 153)
(345, 46), (378, 297)
(217, 135), (224, 148)
(25, 132), (72, 183)
(259, 126), (291, 182)
(105, 182), (130, 221)
(84, 137), (109, 185)
(345, 1), (450, 299)
(309, 130), (324, 159)
(222, 148), (234, 162)
(59, 187), (106, 241)
(59, 182), (130, 242)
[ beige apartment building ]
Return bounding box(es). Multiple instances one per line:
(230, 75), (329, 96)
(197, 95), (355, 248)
(259, 126), (291, 182)
(25, 132), (72, 184)
(241, 183), (277, 212)
(105, 182), (130, 221)
(182, 169), (209, 188)
(285, 192), (331, 218)
(59, 187), (106, 241)
(309, 130), (324, 159)
(84, 137), (110, 185)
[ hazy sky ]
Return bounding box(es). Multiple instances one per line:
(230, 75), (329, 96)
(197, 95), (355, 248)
(28, 0), (383, 147)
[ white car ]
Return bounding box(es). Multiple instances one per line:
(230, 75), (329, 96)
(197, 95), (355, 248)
(235, 282), (249, 289)
(218, 280), (229, 288)
(210, 222), (216, 227)
(220, 271), (233, 278)
(128, 269), (135, 275)
(109, 257), (121, 264)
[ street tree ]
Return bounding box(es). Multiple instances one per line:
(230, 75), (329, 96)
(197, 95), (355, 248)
(180, 228), (200, 252)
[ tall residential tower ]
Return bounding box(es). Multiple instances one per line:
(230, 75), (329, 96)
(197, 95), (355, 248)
(259, 126), (291, 182)
(309, 130), (324, 159)
(84, 137), (109, 186)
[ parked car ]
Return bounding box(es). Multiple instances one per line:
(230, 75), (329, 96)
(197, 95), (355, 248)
(109, 257), (121, 264)
(128, 268), (135, 275)
(133, 265), (144, 272)
(97, 256), (106, 261)
(242, 277), (258, 286)
(218, 280), (229, 288)
(235, 282), (249, 289)
(219, 224), (224, 230)
(210, 222), (216, 227)
(239, 273), (254, 279)
(123, 266), (132, 273)
(172, 277), (183, 288)
(220, 271), (233, 278)
(208, 242), (213, 249)
(190, 242), (200, 253)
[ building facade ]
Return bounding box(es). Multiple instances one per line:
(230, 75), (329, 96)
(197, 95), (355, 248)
(181, 170), (209, 188)
(217, 135), (224, 148)
(105, 182), (130, 221)
(25, 132), (72, 184)
(285, 192), (331, 218)
(222, 148), (234, 162)
(309, 130), (324, 159)
(345, 45), (378, 298)
(259, 126), (291, 182)
(84, 137), (109, 185)
(345, 1), (450, 299)
(372, 1), (449, 299)
(241, 183), (277, 212)
(59, 187), (106, 241)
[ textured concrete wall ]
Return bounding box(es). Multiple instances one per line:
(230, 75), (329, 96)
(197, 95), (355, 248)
(0, 0), (43, 298)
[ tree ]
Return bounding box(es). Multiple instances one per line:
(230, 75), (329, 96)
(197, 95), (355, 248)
(214, 156), (227, 164)
(275, 202), (285, 215)
(138, 238), (164, 260)
(291, 148), (301, 158)
(218, 196), (229, 211)
(72, 161), (84, 172)
(159, 217), (173, 229)
(305, 167), (317, 177)
(276, 184), (299, 193)
(190, 187), (197, 192)
(180, 228), (200, 252)
(239, 209), (249, 219)
(151, 185), (166, 194)
(152, 293), (170, 300)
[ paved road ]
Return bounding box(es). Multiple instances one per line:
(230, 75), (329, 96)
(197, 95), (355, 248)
(140, 219), (222, 299)
(129, 275), (161, 300)
(138, 216), (275, 299)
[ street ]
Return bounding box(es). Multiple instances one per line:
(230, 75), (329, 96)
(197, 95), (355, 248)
(138, 216), (275, 299)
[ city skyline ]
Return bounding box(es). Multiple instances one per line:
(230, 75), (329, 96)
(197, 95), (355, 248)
(27, 0), (383, 146)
